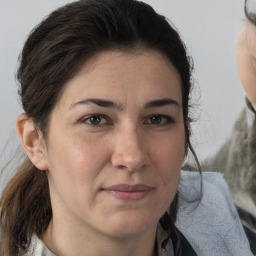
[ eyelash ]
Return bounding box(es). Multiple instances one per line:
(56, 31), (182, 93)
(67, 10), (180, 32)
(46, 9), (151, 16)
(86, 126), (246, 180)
(79, 114), (175, 127)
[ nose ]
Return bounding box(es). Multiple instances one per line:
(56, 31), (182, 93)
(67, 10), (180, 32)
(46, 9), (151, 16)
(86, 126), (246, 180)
(111, 126), (150, 172)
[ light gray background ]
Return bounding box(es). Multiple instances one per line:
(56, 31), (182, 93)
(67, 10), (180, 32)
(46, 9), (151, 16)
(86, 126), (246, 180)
(0, 0), (245, 187)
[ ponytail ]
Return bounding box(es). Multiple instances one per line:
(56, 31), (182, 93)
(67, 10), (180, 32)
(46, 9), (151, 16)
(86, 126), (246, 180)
(0, 158), (51, 256)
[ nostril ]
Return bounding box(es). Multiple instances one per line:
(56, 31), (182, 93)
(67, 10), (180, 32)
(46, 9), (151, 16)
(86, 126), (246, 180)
(117, 165), (127, 170)
(112, 153), (148, 172)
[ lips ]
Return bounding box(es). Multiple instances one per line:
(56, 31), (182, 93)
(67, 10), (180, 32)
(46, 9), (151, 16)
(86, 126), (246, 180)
(102, 184), (153, 201)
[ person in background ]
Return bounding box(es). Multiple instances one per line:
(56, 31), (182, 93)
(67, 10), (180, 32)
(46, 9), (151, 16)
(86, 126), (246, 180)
(202, 0), (256, 253)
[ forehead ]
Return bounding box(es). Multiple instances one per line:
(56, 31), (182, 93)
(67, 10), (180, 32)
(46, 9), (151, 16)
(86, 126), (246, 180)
(56, 50), (182, 109)
(73, 50), (179, 80)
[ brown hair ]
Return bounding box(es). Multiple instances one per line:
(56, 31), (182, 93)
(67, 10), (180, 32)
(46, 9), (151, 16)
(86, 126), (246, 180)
(0, 0), (197, 255)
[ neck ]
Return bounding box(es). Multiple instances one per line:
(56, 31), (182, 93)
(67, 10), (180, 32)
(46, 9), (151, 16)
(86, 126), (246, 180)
(42, 217), (157, 256)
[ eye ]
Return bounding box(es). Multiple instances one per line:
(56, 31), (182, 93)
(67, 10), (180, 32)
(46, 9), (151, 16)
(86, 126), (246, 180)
(144, 115), (174, 125)
(80, 114), (110, 126)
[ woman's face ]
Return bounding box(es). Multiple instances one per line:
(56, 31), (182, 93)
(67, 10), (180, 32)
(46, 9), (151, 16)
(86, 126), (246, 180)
(43, 50), (185, 239)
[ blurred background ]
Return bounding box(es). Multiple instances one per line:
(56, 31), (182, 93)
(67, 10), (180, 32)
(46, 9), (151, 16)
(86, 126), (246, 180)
(0, 0), (245, 188)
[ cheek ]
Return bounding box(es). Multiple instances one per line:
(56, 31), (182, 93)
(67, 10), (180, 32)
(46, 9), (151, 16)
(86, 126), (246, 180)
(153, 132), (185, 191)
(45, 135), (109, 211)
(152, 147), (182, 217)
(45, 138), (102, 208)
(47, 131), (108, 174)
(156, 131), (185, 167)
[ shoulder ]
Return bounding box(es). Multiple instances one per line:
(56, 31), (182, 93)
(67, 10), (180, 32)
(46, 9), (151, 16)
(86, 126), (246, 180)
(176, 171), (253, 256)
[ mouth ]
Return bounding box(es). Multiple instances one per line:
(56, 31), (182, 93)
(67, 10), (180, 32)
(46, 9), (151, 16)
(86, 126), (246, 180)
(102, 184), (154, 201)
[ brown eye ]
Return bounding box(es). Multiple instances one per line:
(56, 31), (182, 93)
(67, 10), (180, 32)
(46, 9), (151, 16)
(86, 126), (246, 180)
(149, 116), (162, 124)
(81, 115), (108, 126)
(88, 116), (102, 125)
(144, 115), (174, 125)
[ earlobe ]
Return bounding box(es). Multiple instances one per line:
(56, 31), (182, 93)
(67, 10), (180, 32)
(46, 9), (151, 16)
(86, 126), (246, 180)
(17, 114), (48, 170)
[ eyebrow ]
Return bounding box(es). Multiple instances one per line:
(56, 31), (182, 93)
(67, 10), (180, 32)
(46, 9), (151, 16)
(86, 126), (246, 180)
(144, 98), (180, 109)
(70, 98), (180, 110)
(70, 98), (123, 110)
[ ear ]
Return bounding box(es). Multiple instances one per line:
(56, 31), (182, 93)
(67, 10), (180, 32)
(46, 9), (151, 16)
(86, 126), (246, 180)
(17, 114), (48, 170)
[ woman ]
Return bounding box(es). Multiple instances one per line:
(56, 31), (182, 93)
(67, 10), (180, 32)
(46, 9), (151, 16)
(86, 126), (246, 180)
(0, 0), (252, 255)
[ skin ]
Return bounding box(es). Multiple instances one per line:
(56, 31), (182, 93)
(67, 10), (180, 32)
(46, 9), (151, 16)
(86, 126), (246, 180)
(17, 50), (185, 256)
(236, 21), (256, 110)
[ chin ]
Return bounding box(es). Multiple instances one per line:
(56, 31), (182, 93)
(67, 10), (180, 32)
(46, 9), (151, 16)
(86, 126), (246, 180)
(102, 211), (158, 238)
